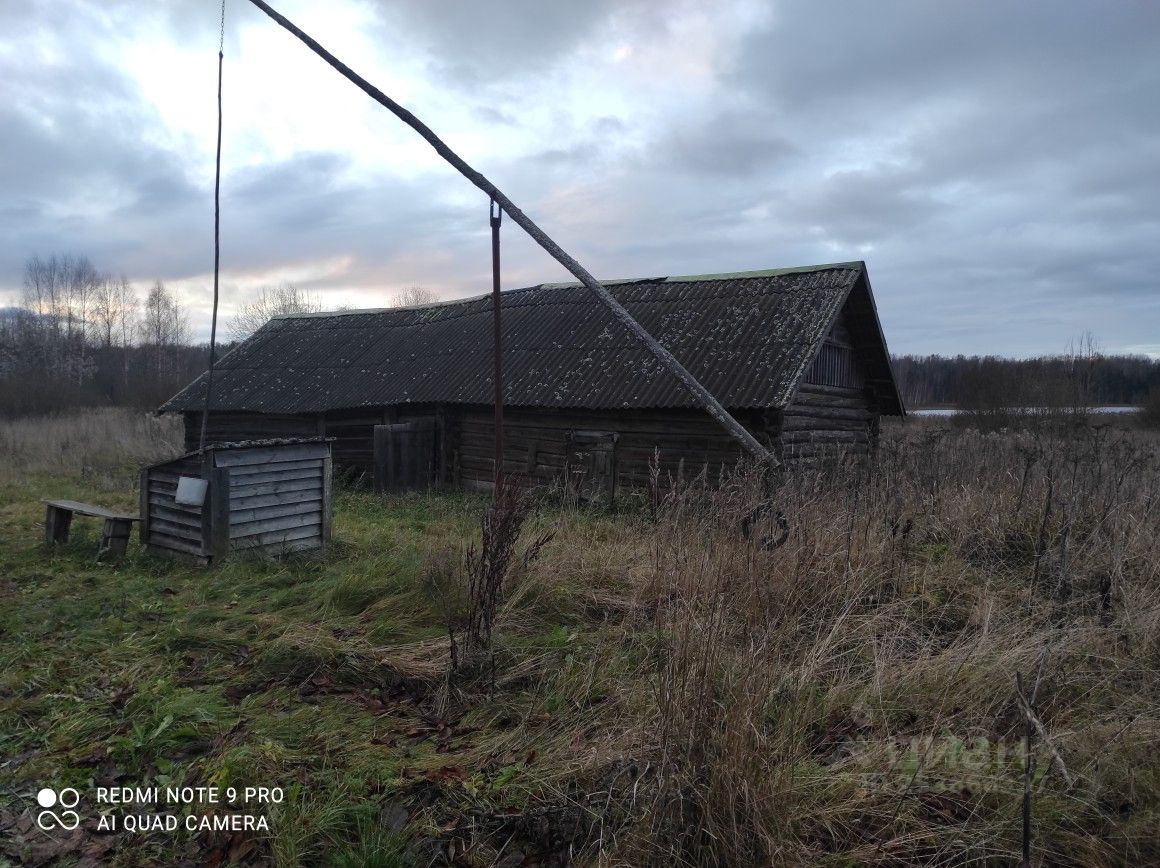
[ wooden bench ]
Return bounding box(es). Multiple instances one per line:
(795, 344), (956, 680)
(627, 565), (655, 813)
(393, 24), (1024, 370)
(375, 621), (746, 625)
(43, 500), (141, 560)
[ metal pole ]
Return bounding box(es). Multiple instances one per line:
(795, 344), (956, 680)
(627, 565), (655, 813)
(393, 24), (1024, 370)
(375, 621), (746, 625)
(490, 198), (504, 491)
(242, 0), (774, 466)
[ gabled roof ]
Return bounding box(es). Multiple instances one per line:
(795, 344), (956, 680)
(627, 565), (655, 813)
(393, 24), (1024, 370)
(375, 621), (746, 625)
(161, 261), (903, 415)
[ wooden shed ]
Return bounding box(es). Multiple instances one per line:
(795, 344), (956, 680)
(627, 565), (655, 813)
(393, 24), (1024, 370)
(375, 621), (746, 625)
(140, 439), (332, 564)
(159, 262), (904, 498)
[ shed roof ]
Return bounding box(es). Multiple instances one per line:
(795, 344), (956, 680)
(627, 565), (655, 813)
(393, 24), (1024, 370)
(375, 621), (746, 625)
(161, 262), (903, 415)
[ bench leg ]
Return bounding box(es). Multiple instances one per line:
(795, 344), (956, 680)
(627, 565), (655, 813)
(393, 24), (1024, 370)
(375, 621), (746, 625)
(45, 505), (73, 545)
(98, 519), (132, 561)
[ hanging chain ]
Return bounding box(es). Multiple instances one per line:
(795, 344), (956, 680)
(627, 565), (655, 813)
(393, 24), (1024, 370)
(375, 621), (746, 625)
(219, 0), (227, 54)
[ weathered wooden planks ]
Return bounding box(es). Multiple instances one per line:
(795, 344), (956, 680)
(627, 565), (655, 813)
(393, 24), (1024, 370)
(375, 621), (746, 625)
(231, 513), (322, 540)
(142, 459), (207, 556)
(230, 488), (321, 510)
(149, 517), (205, 543)
(214, 443), (329, 467)
(146, 502), (203, 528)
(221, 466), (321, 486)
(373, 418), (437, 493)
(229, 499), (322, 525)
(230, 519), (322, 545)
(143, 441), (332, 564)
(226, 456), (325, 476)
(227, 477), (320, 499)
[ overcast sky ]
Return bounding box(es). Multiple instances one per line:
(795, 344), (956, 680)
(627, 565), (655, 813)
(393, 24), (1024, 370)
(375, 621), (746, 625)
(2, 0), (1157, 357)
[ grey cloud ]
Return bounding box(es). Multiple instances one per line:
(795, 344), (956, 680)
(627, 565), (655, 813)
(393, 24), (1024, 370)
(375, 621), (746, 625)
(531, 143), (603, 167)
(0, 7), (202, 282)
(730, 2), (1158, 118)
(593, 116), (626, 135)
(774, 165), (949, 246)
(214, 151), (481, 281)
(2, 0), (1158, 357)
(660, 107), (797, 177)
(364, 0), (618, 85)
(473, 105), (518, 126)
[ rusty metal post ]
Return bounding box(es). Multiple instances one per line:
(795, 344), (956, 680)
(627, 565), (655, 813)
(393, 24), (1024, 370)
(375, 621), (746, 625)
(490, 198), (504, 492)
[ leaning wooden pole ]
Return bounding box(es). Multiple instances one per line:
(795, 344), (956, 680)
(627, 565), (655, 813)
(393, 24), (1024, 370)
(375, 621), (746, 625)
(199, 27), (226, 453)
(244, 0), (774, 465)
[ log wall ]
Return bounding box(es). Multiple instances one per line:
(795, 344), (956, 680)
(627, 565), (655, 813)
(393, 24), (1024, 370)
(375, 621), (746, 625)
(451, 405), (769, 493)
(185, 407), (438, 483)
(322, 409), (382, 482)
(185, 387), (875, 493)
(779, 383), (875, 463)
(779, 303), (877, 464)
(183, 411), (317, 452)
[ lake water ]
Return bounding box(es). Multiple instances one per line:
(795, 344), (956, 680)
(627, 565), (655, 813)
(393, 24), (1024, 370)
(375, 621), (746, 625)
(910, 406), (1140, 417)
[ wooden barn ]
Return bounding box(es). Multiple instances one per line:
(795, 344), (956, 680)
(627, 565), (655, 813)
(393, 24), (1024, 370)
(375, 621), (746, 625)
(159, 262), (904, 495)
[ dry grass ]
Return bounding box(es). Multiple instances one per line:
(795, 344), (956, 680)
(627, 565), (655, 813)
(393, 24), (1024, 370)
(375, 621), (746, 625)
(0, 407), (181, 488)
(442, 421), (1160, 865)
(2, 411), (1157, 866)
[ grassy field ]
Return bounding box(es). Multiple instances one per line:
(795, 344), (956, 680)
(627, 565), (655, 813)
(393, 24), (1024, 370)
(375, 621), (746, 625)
(1, 410), (1158, 866)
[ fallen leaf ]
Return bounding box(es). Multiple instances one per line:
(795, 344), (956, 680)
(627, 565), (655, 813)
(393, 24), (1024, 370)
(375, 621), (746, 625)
(425, 765), (466, 784)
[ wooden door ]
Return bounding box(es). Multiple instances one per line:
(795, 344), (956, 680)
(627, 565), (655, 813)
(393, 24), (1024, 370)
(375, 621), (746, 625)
(374, 419), (437, 493)
(565, 430), (618, 504)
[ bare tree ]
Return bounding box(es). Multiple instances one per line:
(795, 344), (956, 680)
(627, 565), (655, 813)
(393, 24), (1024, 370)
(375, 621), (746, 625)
(228, 283), (321, 341)
(1060, 332), (1101, 417)
(22, 254), (66, 341)
(390, 285), (439, 307)
(92, 275), (138, 392)
(116, 278), (138, 349)
(21, 253), (101, 381)
(91, 276), (116, 349)
(138, 280), (190, 375)
(92, 275), (137, 349)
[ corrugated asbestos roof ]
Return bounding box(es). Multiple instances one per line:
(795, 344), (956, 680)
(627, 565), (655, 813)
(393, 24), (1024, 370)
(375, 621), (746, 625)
(161, 262), (887, 414)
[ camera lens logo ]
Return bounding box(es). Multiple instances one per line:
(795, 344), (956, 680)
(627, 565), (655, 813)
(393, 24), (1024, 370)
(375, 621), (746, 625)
(36, 788), (80, 831)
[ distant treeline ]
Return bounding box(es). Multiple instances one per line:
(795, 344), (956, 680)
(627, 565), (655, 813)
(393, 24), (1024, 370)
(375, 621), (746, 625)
(0, 339), (213, 417)
(893, 352), (1160, 409)
(0, 254), (215, 416)
(1, 252), (442, 418)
